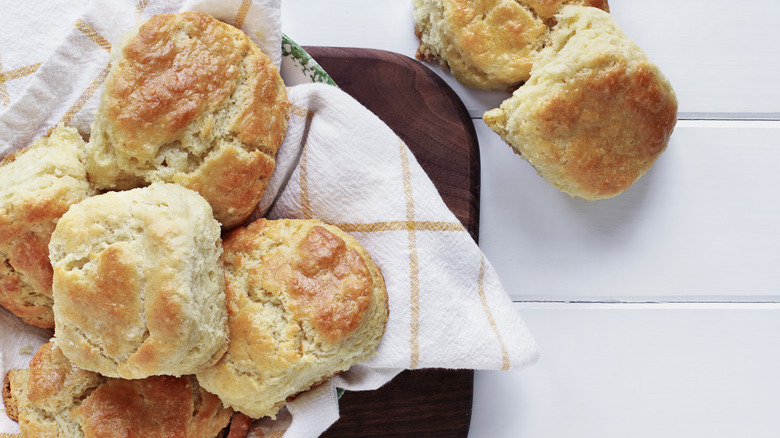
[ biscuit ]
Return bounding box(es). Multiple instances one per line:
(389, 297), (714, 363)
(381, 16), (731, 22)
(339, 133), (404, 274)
(3, 369), (21, 422)
(49, 182), (228, 379)
(3, 341), (233, 438)
(412, 0), (609, 90)
(0, 124), (96, 328)
(196, 218), (388, 419)
(483, 6), (677, 200)
(87, 12), (290, 228)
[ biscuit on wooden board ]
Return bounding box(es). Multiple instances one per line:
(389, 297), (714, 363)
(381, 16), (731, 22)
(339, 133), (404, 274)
(196, 218), (388, 419)
(49, 183), (227, 379)
(483, 6), (678, 200)
(87, 11), (290, 228)
(3, 341), (233, 438)
(0, 124), (96, 329)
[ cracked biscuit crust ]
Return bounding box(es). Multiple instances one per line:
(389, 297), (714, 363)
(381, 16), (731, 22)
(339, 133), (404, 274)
(4, 341), (232, 438)
(49, 183), (227, 379)
(412, 0), (609, 90)
(483, 6), (677, 200)
(87, 12), (290, 228)
(0, 124), (96, 329)
(196, 218), (388, 419)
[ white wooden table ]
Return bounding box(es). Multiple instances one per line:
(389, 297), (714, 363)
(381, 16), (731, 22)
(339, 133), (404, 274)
(282, 1), (780, 437)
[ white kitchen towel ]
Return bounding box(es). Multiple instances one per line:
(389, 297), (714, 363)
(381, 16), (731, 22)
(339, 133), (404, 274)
(0, 1), (539, 437)
(242, 84), (541, 437)
(259, 83), (540, 372)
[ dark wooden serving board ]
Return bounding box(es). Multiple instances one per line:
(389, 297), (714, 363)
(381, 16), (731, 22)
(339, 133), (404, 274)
(303, 47), (480, 437)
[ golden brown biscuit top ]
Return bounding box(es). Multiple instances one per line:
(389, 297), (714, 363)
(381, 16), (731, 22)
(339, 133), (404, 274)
(26, 342), (103, 412)
(533, 61), (677, 197)
(0, 124), (91, 237)
(72, 376), (228, 438)
(49, 183), (226, 379)
(106, 11), (285, 158)
(196, 218), (386, 419)
(55, 242), (147, 364)
(0, 124), (95, 328)
(109, 11), (240, 150)
(90, 12), (288, 228)
(1, 233), (54, 296)
(224, 219), (372, 345)
(482, 6), (677, 200)
(414, 0), (610, 90)
(448, 0), (547, 87)
(12, 342), (232, 438)
(265, 224), (372, 343)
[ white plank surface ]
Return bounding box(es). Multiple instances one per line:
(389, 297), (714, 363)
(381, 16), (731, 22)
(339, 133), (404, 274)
(281, 0), (780, 119)
(607, 1), (780, 119)
(479, 120), (780, 302)
(471, 303), (780, 438)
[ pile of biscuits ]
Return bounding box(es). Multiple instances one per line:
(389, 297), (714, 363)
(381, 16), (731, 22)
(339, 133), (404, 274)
(413, 1), (678, 200)
(1, 12), (388, 438)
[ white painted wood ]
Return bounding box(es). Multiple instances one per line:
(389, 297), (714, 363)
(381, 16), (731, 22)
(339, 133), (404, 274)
(608, 0), (780, 119)
(469, 303), (780, 438)
(479, 120), (780, 301)
(281, 0), (419, 51)
(281, 0), (780, 119)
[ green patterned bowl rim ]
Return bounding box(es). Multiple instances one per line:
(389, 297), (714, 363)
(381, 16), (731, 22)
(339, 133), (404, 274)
(281, 34), (337, 87)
